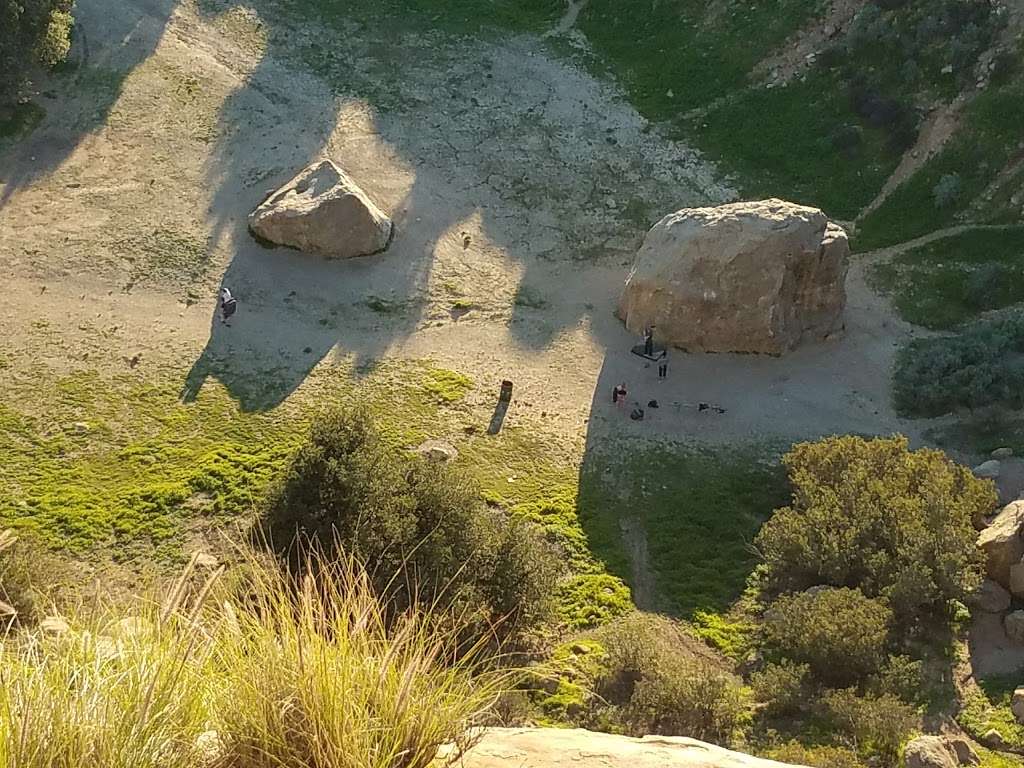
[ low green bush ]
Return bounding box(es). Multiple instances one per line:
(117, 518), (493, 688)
(823, 688), (919, 763)
(761, 741), (865, 768)
(260, 407), (562, 643)
(749, 660), (810, 717)
(763, 587), (892, 688)
(590, 613), (748, 744)
(756, 435), (990, 623)
(893, 312), (1024, 416)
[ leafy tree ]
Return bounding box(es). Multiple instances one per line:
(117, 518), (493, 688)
(764, 587), (892, 688)
(260, 407), (561, 642)
(1, 0), (74, 107)
(756, 436), (991, 622)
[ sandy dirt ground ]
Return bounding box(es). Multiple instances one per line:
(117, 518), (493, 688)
(0, 0), (944, 461)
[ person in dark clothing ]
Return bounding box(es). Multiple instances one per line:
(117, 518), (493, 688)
(658, 350), (668, 380)
(643, 325), (654, 356)
(219, 287), (237, 326)
(612, 383), (628, 406)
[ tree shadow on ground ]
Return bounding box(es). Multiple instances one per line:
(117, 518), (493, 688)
(177, 0), (706, 411)
(0, 0), (177, 209)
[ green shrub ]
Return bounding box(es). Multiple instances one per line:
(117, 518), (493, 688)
(260, 407), (561, 643)
(764, 587), (892, 688)
(591, 613), (747, 744)
(893, 312), (1024, 417)
(0, 0), (74, 105)
(761, 741), (865, 768)
(823, 688), (920, 762)
(868, 654), (924, 703)
(756, 435), (991, 622)
(750, 659), (810, 717)
(933, 173), (962, 208)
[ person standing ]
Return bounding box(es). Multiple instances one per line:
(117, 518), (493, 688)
(643, 325), (654, 356)
(658, 350), (668, 380)
(219, 287), (237, 326)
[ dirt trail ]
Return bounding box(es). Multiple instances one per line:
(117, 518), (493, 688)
(546, 0), (589, 37)
(752, 0), (866, 86)
(858, 100), (964, 221)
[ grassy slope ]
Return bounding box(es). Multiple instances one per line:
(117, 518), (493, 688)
(869, 227), (1024, 329)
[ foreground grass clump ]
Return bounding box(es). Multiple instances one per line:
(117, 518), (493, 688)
(869, 227), (1024, 329)
(893, 311), (1024, 417)
(261, 407), (561, 644)
(0, 552), (507, 768)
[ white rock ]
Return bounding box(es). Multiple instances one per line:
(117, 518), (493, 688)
(440, 728), (813, 768)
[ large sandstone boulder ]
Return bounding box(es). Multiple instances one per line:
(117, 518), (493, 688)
(616, 199), (849, 355)
(441, 728), (810, 768)
(978, 500), (1024, 588)
(248, 159), (393, 258)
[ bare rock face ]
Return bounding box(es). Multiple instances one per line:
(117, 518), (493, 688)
(440, 728), (810, 768)
(971, 579), (1012, 613)
(978, 500), (1024, 588)
(617, 199), (849, 355)
(904, 735), (978, 768)
(248, 159), (393, 258)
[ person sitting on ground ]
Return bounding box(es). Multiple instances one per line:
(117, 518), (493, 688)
(219, 287), (237, 326)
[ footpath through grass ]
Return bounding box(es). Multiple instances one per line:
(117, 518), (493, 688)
(577, 441), (787, 618)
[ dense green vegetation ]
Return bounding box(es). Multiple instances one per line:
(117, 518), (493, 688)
(893, 311), (1024, 417)
(260, 407), (561, 644)
(756, 435), (990, 618)
(0, 0), (73, 107)
(870, 228), (1024, 329)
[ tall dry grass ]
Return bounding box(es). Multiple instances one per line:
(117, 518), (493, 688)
(0, 550), (510, 768)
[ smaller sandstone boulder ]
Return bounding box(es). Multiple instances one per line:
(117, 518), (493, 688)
(904, 736), (977, 768)
(1006, 610), (1024, 644)
(978, 501), (1024, 587)
(904, 736), (957, 768)
(1012, 687), (1024, 724)
(248, 159), (392, 259)
(993, 448), (1015, 460)
(947, 738), (979, 766)
(971, 579), (1012, 613)
(974, 460), (1001, 480)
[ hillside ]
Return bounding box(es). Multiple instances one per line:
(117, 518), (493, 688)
(3, 0), (1024, 767)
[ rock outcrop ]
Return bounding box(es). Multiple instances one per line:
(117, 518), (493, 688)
(440, 728), (810, 768)
(248, 159), (393, 258)
(978, 500), (1024, 588)
(1006, 610), (1024, 643)
(971, 579), (1012, 613)
(903, 735), (978, 768)
(616, 199), (849, 355)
